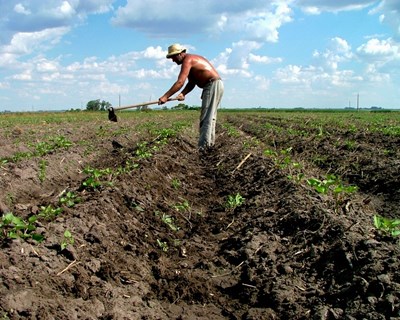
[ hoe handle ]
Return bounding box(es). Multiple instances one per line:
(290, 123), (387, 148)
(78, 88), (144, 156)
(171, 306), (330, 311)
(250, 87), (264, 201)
(111, 98), (179, 111)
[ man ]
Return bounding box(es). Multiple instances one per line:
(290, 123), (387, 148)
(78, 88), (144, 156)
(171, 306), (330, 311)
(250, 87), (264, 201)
(158, 43), (224, 150)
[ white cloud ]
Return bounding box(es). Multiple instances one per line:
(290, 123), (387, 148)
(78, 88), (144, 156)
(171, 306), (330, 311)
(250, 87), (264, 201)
(13, 70), (32, 81)
(14, 3), (31, 15)
(112, 0), (294, 43)
(297, 0), (377, 14)
(249, 53), (282, 64)
(357, 38), (399, 56)
(313, 37), (353, 71)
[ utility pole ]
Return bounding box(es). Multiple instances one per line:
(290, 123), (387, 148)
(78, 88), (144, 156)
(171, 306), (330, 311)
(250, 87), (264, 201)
(357, 93), (359, 111)
(119, 94), (121, 107)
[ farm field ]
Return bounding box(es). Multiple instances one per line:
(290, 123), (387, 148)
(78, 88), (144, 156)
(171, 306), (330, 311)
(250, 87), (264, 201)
(0, 109), (399, 319)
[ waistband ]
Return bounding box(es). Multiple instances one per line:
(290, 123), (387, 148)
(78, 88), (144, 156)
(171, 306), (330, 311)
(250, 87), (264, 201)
(208, 77), (222, 82)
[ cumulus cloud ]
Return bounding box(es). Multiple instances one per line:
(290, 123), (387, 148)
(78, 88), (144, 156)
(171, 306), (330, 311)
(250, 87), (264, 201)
(296, 0), (377, 14)
(312, 37), (353, 71)
(0, 0), (114, 52)
(112, 0), (293, 43)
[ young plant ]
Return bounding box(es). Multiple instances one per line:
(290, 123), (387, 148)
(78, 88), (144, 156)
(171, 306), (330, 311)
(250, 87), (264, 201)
(81, 167), (113, 190)
(157, 239), (169, 252)
(159, 212), (180, 231)
(38, 159), (47, 183)
(225, 193), (245, 210)
(173, 199), (190, 212)
(171, 178), (181, 190)
(0, 213), (43, 242)
(374, 215), (400, 237)
(60, 230), (75, 250)
(59, 191), (81, 208)
(38, 205), (63, 220)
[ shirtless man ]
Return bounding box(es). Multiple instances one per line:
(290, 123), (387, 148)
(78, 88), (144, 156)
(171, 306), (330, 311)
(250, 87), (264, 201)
(158, 43), (224, 150)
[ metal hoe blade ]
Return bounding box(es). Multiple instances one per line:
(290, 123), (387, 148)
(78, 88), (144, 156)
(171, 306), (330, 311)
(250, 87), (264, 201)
(108, 107), (118, 122)
(107, 98), (178, 122)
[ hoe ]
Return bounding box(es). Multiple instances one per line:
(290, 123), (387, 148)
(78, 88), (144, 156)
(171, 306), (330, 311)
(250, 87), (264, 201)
(108, 98), (178, 122)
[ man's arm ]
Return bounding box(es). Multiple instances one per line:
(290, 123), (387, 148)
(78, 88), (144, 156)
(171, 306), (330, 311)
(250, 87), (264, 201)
(180, 81), (196, 97)
(159, 56), (192, 104)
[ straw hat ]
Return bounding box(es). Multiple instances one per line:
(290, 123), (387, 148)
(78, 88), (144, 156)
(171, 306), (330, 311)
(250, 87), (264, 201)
(166, 43), (186, 58)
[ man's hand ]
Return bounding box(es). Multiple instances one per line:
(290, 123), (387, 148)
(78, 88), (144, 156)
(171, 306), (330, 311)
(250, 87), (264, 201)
(177, 93), (185, 101)
(158, 95), (168, 105)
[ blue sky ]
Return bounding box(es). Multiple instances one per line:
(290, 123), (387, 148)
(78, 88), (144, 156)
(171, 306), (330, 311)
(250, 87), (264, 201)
(0, 0), (399, 111)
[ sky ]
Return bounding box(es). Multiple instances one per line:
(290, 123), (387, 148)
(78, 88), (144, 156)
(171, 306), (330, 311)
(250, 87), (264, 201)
(0, 0), (400, 111)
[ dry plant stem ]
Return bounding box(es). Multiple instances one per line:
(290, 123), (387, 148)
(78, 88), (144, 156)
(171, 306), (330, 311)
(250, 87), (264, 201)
(211, 261), (245, 278)
(226, 218), (235, 229)
(232, 153), (252, 173)
(57, 260), (80, 276)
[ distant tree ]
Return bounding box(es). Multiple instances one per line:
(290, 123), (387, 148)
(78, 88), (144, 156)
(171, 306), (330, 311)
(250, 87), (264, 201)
(86, 99), (111, 111)
(172, 103), (189, 110)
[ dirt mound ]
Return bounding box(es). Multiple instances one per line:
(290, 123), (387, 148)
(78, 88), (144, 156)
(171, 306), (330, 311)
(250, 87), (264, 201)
(0, 111), (399, 319)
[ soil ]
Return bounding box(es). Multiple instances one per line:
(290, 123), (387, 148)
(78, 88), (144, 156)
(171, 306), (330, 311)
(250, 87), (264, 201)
(0, 110), (399, 320)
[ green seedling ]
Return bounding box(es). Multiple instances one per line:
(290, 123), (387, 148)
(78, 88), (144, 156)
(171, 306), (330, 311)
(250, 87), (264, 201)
(374, 215), (400, 237)
(0, 213), (43, 242)
(81, 167), (113, 190)
(59, 191), (81, 208)
(61, 230), (75, 250)
(222, 123), (240, 137)
(0, 159), (8, 168)
(157, 239), (169, 252)
(171, 178), (181, 190)
(160, 213), (180, 231)
(226, 193), (245, 210)
(307, 174), (358, 195)
(288, 172), (305, 183)
(173, 199), (190, 212)
(38, 205), (63, 220)
(135, 142), (152, 159)
(39, 159), (47, 183)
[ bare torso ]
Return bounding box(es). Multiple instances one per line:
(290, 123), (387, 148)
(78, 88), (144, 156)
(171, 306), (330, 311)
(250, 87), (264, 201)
(182, 54), (220, 88)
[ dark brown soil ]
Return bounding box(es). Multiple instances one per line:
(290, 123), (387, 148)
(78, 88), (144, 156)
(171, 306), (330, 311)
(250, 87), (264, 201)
(0, 110), (399, 320)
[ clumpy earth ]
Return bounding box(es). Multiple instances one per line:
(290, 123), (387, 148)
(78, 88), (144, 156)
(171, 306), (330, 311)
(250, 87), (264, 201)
(0, 110), (399, 320)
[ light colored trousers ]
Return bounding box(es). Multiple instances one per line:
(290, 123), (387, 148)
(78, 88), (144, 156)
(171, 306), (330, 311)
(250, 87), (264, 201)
(199, 79), (224, 148)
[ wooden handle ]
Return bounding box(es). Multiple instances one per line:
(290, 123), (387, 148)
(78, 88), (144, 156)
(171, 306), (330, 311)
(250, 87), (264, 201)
(112, 98), (178, 111)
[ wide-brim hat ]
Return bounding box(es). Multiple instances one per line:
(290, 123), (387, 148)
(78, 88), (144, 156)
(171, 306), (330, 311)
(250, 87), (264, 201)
(166, 43), (186, 58)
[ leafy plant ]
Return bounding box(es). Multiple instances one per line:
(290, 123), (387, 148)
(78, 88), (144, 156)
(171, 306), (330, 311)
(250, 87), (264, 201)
(61, 229), (75, 250)
(157, 239), (169, 252)
(156, 212), (180, 231)
(173, 199), (190, 212)
(0, 213), (43, 242)
(135, 142), (152, 159)
(226, 193), (245, 210)
(374, 215), (400, 237)
(81, 167), (113, 190)
(38, 205), (63, 220)
(59, 191), (81, 208)
(307, 174), (358, 195)
(38, 159), (47, 183)
(171, 178), (181, 189)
